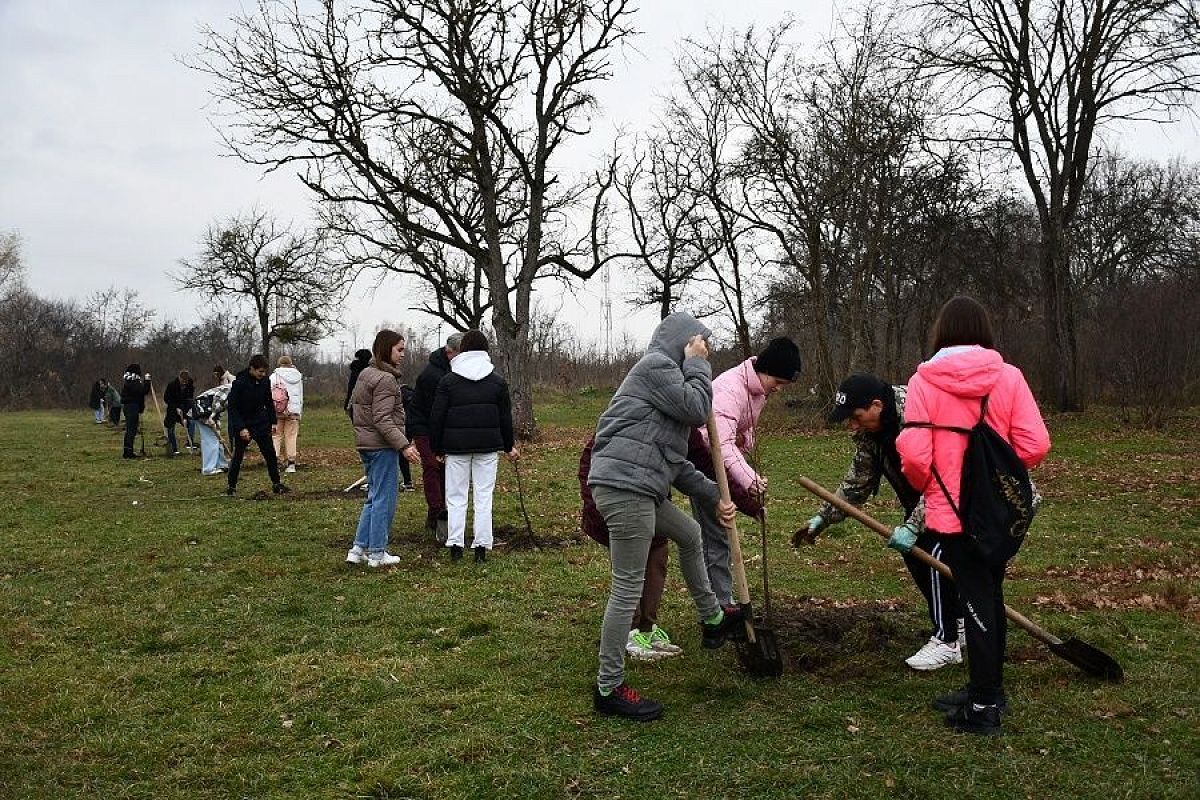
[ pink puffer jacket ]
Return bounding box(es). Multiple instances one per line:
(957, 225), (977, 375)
(698, 357), (768, 492)
(896, 346), (1050, 534)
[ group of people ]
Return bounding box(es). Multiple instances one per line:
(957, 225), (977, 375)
(87, 294), (1049, 738)
(585, 296), (1050, 738)
(92, 355), (308, 496)
(344, 328), (517, 567)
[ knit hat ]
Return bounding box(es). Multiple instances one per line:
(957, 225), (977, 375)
(755, 337), (802, 381)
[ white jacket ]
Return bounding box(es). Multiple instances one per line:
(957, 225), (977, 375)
(270, 366), (305, 416)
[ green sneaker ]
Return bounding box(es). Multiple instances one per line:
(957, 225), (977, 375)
(648, 625), (682, 655)
(625, 629), (665, 661)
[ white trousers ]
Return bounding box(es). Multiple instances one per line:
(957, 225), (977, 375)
(444, 452), (499, 550)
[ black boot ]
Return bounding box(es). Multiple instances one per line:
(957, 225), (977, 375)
(474, 546), (487, 563)
(933, 686), (1009, 716)
(700, 604), (748, 649)
(944, 702), (1003, 736)
(449, 545), (463, 562)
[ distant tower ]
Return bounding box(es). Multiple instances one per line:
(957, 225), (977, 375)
(601, 262), (613, 358)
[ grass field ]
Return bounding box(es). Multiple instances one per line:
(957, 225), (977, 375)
(1, 395), (1197, 799)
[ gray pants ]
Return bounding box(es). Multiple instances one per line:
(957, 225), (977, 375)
(691, 496), (733, 606)
(592, 486), (722, 691)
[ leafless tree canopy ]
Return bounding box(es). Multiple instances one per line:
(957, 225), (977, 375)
(192, 0), (637, 436)
(908, 0), (1200, 409)
(174, 209), (350, 360)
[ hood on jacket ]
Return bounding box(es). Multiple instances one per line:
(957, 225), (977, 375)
(646, 312), (712, 366)
(451, 350), (494, 381)
(915, 345), (1004, 399)
(273, 366), (303, 386)
(428, 347), (451, 372)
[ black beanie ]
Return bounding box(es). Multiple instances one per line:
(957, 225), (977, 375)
(755, 337), (802, 381)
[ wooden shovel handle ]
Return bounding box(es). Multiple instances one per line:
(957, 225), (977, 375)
(705, 415), (757, 643)
(795, 475), (1064, 648)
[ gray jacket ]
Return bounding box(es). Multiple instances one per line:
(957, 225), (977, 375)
(587, 312), (720, 506)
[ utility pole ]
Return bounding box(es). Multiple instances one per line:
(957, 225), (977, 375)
(601, 262), (613, 359)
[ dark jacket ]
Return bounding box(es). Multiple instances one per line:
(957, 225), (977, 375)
(430, 351), (514, 455)
(344, 354), (371, 411)
(88, 381), (105, 410)
(406, 348), (452, 438)
(227, 368), (277, 433)
(163, 378), (194, 424)
(579, 436), (667, 548)
(120, 372), (150, 414)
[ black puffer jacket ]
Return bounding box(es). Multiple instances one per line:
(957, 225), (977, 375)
(88, 381), (105, 410)
(120, 370), (150, 414)
(406, 347), (451, 438)
(430, 351), (514, 455)
(163, 378), (194, 423)
(226, 368), (277, 433)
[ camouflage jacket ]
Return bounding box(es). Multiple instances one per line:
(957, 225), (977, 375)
(819, 384), (926, 531)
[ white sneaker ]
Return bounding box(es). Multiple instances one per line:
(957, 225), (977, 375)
(285, 463), (297, 474)
(367, 551), (401, 568)
(346, 545), (367, 565)
(648, 625), (683, 656)
(957, 618), (967, 649)
(626, 629), (666, 661)
(906, 637), (963, 671)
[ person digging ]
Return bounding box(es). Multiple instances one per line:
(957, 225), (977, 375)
(795, 374), (965, 672)
(224, 354), (289, 498)
(586, 312), (746, 722)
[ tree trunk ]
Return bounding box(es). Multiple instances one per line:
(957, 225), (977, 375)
(490, 316), (535, 441)
(258, 309), (271, 362)
(1039, 222), (1084, 411)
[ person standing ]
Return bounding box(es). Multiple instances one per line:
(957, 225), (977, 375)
(120, 364), (150, 459)
(162, 371), (195, 456)
(225, 354), (289, 497)
(104, 381), (122, 427)
(896, 296), (1050, 736)
(586, 312), (746, 722)
(89, 379), (106, 424)
(692, 337), (800, 606)
(407, 332), (462, 541)
(270, 355), (305, 473)
(343, 349), (372, 418)
(797, 373), (965, 671)
(430, 330), (515, 563)
(346, 330), (420, 568)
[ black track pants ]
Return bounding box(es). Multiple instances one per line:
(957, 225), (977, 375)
(902, 531), (961, 643)
(941, 535), (1008, 705)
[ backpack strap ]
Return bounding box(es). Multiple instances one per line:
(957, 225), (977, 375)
(978, 394), (990, 424)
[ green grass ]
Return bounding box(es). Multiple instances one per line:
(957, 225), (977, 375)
(1, 402), (1197, 799)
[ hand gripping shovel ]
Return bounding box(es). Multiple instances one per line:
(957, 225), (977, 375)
(706, 415), (784, 677)
(796, 476), (1123, 682)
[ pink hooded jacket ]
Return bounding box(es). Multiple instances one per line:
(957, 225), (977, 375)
(896, 346), (1050, 534)
(698, 357), (768, 492)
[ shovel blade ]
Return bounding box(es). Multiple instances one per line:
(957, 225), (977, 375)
(735, 624), (784, 678)
(1049, 637), (1124, 682)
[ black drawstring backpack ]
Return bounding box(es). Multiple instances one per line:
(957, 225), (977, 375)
(904, 395), (1035, 565)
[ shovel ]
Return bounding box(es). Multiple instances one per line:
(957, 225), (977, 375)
(706, 415), (784, 677)
(796, 476), (1123, 682)
(146, 376), (171, 452)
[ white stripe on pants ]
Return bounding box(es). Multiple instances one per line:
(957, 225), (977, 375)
(444, 452), (499, 549)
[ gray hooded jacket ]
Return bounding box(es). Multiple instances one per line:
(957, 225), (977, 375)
(587, 312), (720, 506)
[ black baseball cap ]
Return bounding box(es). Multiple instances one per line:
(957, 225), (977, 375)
(828, 374), (891, 423)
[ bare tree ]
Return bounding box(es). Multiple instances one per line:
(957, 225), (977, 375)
(910, 0), (1200, 409)
(175, 210), (350, 360)
(0, 230), (24, 299)
(193, 0), (635, 437)
(82, 287), (155, 351)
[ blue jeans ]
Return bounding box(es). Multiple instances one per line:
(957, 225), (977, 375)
(354, 449), (400, 554)
(198, 423), (228, 473)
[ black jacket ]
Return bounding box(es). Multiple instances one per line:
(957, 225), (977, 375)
(430, 363), (514, 455)
(227, 369), (277, 433)
(88, 381), (105, 410)
(406, 348), (451, 438)
(120, 373), (150, 414)
(343, 355), (371, 411)
(163, 378), (194, 423)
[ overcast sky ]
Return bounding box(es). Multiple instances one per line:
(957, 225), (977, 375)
(3, 0), (1198, 361)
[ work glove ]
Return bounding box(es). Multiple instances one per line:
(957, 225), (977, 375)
(887, 523), (918, 554)
(791, 514), (825, 548)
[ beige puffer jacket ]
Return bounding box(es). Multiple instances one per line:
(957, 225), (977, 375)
(350, 360), (411, 451)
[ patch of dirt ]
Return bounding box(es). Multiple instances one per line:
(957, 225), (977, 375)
(761, 597), (914, 679)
